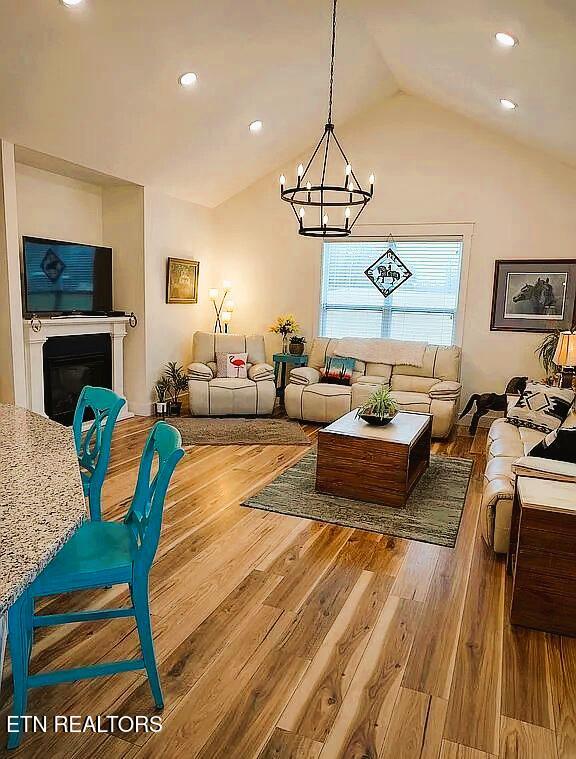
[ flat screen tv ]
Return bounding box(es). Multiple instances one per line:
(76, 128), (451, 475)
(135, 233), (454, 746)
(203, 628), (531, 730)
(22, 236), (113, 316)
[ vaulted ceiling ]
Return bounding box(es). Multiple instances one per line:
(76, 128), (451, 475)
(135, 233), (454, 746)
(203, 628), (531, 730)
(0, 0), (574, 207)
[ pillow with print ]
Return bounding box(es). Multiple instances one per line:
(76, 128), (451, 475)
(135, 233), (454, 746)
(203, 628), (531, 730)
(320, 356), (355, 386)
(216, 352), (248, 378)
(506, 382), (574, 433)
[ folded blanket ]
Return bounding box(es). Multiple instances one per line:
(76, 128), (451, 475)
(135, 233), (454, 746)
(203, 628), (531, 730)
(333, 337), (426, 367)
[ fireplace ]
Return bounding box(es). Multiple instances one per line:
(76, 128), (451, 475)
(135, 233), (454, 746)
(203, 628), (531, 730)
(43, 333), (112, 426)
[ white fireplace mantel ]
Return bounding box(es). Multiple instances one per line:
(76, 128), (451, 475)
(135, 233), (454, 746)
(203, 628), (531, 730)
(23, 316), (132, 420)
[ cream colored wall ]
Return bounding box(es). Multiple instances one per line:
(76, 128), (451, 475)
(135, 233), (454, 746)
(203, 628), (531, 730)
(15, 163), (103, 244)
(144, 189), (214, 394)
(102, 185), (148, 413)
(212, 94), (576, 398)
(0, 142), (26, 404)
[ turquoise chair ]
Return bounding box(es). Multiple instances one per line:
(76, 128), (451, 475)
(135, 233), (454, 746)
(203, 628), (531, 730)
(6, 422), (184, 749)
(73, 385), (126, 521)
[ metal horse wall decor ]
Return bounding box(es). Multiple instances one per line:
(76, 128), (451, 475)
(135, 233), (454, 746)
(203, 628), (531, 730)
(364, 247), (412, 298)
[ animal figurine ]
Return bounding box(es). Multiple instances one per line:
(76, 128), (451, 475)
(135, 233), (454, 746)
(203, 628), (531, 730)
(459, 376), (528, 434)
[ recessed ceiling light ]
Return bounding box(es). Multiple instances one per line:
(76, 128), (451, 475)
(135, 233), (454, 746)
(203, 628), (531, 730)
(179, 72), (198, 87)
(249, 120), (263, 133)
(495, 32), (517, 47)
(500, 98), (518, 110)
(61, 0), (83, 5)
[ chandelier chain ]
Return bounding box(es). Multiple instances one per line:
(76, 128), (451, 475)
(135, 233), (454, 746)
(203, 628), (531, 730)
(327, 0), (337, 124)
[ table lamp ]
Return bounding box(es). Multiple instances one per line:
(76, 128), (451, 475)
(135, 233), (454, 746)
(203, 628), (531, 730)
(553, 331), (576, 388)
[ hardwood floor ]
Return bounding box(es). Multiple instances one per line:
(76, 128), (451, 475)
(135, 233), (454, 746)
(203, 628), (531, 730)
(0, 416), (574, 758)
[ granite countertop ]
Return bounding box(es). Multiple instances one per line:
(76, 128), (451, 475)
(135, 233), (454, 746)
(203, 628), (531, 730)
(0, 404), (86, 615)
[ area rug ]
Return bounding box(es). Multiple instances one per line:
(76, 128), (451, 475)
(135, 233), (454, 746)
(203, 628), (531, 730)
(243, 450), (473, 547)
(170, 417), (310, 446)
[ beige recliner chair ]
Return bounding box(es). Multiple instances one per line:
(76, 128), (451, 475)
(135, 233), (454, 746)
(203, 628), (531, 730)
(284, 337), (462, 438)
(187, 332), (275, 416)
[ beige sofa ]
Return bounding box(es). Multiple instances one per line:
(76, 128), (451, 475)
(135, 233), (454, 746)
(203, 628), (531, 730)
(187, 332), (275, 416)
(284, 337), (462, 439)
(483, 411), (576, 553)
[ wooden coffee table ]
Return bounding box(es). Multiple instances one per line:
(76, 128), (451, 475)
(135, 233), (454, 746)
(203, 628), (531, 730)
(315, 410), (432, 508)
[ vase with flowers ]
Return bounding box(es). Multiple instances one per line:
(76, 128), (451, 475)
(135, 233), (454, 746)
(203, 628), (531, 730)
(269, 314), (300, 354)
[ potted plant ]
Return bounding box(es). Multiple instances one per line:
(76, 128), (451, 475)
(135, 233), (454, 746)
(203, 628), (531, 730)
(269, 314), (300, 354)
(356, 385), (398, 426)
(289, 335), (306, 356)
(164, 361), (189, 417)
(536, 330), (561, 383)
(154, 377), (170, 418)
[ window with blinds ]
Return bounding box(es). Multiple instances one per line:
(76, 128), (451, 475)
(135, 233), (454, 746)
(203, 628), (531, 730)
(320, 239), (463, 345)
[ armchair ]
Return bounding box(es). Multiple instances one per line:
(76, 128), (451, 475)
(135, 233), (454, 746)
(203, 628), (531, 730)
(187, 332), (275, 416)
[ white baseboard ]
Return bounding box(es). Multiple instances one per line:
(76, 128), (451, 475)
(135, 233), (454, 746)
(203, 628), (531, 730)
(128, 401), (154, 416)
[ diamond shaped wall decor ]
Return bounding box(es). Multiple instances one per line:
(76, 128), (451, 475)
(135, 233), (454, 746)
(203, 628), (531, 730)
(364, 248), (412, 298)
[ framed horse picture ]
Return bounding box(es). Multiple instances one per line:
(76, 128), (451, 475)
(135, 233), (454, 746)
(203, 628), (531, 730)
(491, 259), (576, 332)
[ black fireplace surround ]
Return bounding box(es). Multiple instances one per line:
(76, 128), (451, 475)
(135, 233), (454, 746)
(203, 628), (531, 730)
(43, 333), (112, 426)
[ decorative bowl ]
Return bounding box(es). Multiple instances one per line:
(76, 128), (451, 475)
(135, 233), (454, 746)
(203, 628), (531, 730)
(359, 411), (397, 426)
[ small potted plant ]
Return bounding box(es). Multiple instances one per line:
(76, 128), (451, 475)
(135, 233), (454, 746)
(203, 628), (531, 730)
(536, 330), (561, 385)
(154, 377), (170, 418)
(289, 335), (306, 356)
(164, 361), (189, 417)
(269, 314), (300, 354)
(356, 385), (398, 426)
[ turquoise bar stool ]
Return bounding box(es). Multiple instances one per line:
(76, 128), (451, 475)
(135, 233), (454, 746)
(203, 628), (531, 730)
(6, 422), (184, 749)
(73, 386), (126, 521)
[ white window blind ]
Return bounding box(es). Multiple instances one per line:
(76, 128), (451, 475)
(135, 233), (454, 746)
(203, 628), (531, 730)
(320, 239), (463, 345)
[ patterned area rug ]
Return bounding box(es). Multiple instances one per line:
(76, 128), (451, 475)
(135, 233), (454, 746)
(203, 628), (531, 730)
(170, 417), (310, 446)
(243, 450), (473, 547)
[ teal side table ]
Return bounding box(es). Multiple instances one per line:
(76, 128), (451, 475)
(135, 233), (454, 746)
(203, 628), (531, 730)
(273, 353), (308, 397)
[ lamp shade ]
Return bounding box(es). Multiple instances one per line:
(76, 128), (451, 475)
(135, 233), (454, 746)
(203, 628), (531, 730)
(553, 331), (576, 367)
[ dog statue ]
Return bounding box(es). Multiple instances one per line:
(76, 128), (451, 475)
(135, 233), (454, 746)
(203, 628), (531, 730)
(459, 376), (528, 434)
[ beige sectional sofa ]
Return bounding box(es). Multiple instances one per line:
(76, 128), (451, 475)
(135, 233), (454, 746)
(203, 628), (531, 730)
(483, 410), (576, 553)
(187, 332), (276, 416)
(284, 337), (462, 439)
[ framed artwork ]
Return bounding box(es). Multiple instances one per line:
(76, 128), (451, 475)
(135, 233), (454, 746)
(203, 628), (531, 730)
(166, 257), (199, 304)
(490, 259), (576, 332)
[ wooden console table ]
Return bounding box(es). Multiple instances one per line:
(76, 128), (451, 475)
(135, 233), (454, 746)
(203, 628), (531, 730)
(509, 474), (576, 636)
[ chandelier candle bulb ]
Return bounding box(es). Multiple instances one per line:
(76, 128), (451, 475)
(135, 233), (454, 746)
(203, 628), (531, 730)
(345, 206), (351, 229)
(297, 164), (304, 186)
(345, 164), (352, 184)
(279, 174), (285, 187)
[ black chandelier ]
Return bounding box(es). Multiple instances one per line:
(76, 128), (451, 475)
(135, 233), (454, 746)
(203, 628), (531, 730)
(280, 0), (374, 238)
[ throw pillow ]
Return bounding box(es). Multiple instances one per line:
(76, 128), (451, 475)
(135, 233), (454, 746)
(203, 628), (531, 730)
(216, 352), (248, 378)
(506, 382), (574, 433)
(529, 427), (576, 463)
(320, 356), (355, 386)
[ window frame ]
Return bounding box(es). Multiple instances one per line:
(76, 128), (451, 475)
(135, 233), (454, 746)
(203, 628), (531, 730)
(315, 223), (473, 347)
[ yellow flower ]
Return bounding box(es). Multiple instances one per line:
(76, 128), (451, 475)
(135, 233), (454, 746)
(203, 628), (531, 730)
(268, 314), (300, 335)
